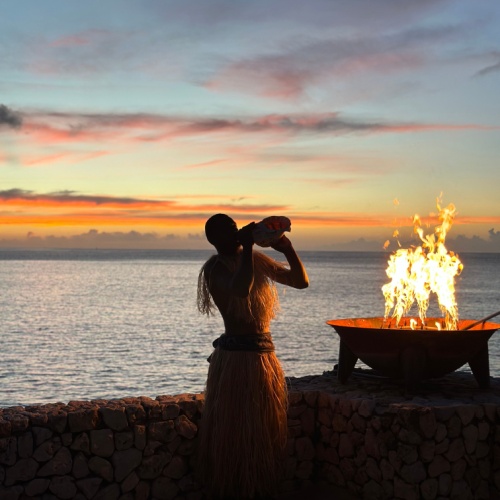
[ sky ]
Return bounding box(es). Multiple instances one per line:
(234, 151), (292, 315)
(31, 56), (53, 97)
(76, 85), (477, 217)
(1, 0), (499, 252)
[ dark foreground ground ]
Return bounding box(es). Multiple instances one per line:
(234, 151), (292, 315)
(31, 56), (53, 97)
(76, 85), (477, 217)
(277, 482), (357, 499)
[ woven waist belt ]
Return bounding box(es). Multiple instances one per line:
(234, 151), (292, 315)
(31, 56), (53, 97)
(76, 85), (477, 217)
(212, 333), (275, 353)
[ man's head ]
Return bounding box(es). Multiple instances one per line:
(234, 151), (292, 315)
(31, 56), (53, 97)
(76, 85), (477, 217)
(205, 214), (240, 254)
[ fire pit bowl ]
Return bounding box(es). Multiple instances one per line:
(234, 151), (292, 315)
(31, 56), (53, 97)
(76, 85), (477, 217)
(327, 317), (500, 388)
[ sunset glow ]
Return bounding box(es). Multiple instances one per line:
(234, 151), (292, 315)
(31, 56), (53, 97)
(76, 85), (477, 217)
(1, 1), (499, 251)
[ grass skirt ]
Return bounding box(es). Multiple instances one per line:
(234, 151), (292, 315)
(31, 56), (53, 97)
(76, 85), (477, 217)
(197, 347), (288, 499)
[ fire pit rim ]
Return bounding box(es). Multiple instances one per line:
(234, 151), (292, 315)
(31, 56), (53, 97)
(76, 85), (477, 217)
(326, 316), (500, 333)
(326, 316), (500, 387)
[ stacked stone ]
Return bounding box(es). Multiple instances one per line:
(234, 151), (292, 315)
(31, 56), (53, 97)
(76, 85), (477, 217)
(291, 371), (500, 500)
(2, 371), (500, 500)
(280, 390), (319, 495)
(0, 394), (204, 500)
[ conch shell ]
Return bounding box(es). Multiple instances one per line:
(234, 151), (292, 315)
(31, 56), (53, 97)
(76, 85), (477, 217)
(252, 216), (291, 247)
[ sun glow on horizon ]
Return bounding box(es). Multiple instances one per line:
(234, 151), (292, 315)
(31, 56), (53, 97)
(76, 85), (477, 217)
(1, 1), (499, 251)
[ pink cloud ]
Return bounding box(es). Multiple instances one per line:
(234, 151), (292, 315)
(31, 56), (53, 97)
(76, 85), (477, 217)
(205, 24), (461, 100)
(21, 150), (110, 167)
(181, 159), (228, 170)
(47, 29), (115, 49)
(23, 152), (73, 166)
(5, 108), (498, 155)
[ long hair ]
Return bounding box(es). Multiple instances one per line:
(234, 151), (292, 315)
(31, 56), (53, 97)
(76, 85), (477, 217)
(197, 250), (286, 331)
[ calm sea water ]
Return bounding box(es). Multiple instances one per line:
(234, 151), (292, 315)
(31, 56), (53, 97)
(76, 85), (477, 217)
(0, 249), (499, 407)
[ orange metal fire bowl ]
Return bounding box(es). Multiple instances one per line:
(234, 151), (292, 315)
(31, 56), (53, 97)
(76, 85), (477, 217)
(327, 317), (500, 389)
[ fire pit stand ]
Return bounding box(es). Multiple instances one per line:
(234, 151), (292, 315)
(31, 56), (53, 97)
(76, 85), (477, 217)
(327, 317), (500, 389)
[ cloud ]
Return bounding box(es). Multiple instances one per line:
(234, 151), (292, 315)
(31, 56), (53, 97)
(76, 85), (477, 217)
(447, 230), (500, 253)
(2, 187), (499, 230)
(205, 24), (461, 99)
(474, 58), (500, 77)
(488, 228), (500, 243)
(330, 229), (500, 253)
(0, 104), (22, 129)
(152, 0), (444, 30)
(48, 31), (106, 49)
(2, 226), (498, 252)
(0, 0), (488, 106)
(329, 237), (388, 252)
(16, 229), (182, 250)
(0, 0), (457, 113)
(6, 109), (497, 151)
(0, 188), (174, 208)
(19, 149), (110, 167)
(0, 188), (291, 228)
(187, 232), (205, 240)
(0, 188), (421, 240)
(181, 159), (228, 170)
(0, 187), (288, 210)
(23, 152), (74, 166)
(26, 29), (138, 77)
(0, 228), (209, 250)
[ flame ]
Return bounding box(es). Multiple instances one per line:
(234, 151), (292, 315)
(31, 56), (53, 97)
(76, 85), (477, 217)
(382, 199), (463, 330)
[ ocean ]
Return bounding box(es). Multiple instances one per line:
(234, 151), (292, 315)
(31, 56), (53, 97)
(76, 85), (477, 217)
(1, 249), (499, 408)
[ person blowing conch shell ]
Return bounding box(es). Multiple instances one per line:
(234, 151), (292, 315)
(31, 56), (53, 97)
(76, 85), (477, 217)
(197, 213), (308, 499)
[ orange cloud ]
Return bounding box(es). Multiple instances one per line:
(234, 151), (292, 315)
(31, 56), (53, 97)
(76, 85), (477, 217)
(0, 213), (201, 227)
(2, 190), (499, 235)
(5, 211), (498, 231)
(0, 189), (293, 230)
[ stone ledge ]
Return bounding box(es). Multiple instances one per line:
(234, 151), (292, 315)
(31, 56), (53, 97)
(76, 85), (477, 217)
(1, 372), (500, 499)
(289, 369), (500, 406)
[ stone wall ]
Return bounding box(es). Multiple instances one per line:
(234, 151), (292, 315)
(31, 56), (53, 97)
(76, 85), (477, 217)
(303, 372), (500, 499)
(0, 394), (204, 500)
(1, 371), (500, 499)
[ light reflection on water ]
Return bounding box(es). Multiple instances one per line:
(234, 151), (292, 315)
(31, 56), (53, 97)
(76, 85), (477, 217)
(0, 250), (499, 407)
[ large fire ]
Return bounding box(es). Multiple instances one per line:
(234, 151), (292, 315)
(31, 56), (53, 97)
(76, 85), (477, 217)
(382, 199), (464, 330)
